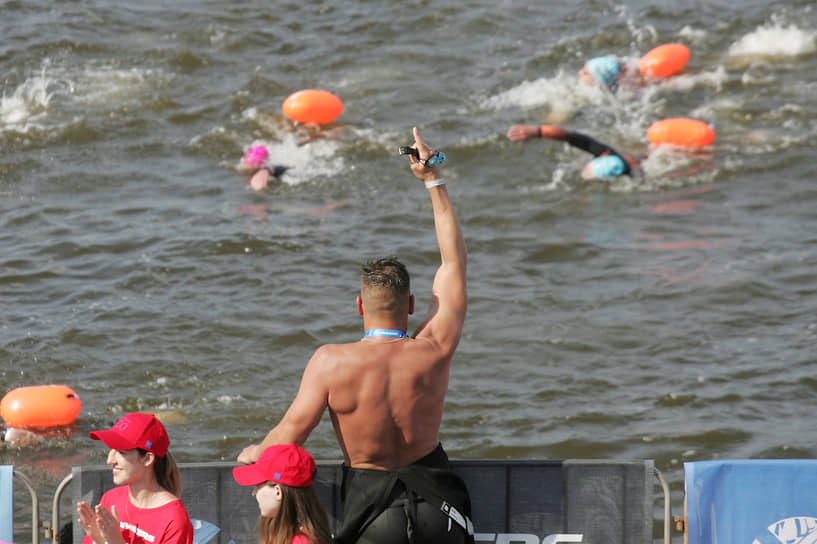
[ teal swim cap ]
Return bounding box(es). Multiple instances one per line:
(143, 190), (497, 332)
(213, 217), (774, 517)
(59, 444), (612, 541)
(587, 56), (621, 88)
(589, 155), (626, 178)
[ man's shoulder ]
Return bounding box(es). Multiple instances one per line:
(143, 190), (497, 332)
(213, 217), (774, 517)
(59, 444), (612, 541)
(315, 340), (363, 355)
(309, 341), (364, 368)
(412, 323), (461, 358)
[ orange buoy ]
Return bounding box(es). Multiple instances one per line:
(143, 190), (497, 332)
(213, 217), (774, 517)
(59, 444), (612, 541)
(1, 385), (81, 429)
(282, 89), (344, 124)
(647, 118), (716, 148)
(639, 43), (690, 78)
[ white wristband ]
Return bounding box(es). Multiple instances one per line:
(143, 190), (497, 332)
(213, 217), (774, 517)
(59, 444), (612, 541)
(424, 178), (445, 189)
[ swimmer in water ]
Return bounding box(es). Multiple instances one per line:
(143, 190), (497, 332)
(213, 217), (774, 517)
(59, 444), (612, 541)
(239, 145), (289, 192)
(580, 44), (692, 90)
(247, 165), (289, 191)
(578, 56), (625, 91)
(2, 425), (45, 447)
(507, 124), (642, 179)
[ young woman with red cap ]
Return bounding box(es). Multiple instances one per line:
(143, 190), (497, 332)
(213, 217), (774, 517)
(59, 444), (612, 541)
(76, 412), (193, 544)
(233, 444), (332, 544)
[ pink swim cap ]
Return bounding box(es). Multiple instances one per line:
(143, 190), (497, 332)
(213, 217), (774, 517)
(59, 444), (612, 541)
(242, 146), (269, 169)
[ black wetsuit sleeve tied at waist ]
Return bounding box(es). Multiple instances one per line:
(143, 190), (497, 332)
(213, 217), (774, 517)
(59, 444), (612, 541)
(335, 444), (475, 544)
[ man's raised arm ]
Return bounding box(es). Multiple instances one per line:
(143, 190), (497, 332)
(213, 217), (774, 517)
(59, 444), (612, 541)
(406, 127), (467, 351)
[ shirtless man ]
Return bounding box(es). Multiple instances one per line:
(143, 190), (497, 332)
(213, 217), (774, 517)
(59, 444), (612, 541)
(238, 127), (472, 544)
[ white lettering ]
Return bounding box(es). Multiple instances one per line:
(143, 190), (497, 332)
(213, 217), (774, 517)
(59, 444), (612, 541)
(770, 517), (817, 544)
(474, 533), (583, 544)
(120, 521), (157, 543)
(497, 534), (540, 544)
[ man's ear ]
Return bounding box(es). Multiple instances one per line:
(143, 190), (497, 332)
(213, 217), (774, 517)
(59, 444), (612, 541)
(356, 295), (364, 316)
(408, 294), (415, 315)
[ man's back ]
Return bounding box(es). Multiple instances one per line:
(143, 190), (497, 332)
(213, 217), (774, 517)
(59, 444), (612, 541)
(317, 335), (453, 469)
(238, 127), (472, 544)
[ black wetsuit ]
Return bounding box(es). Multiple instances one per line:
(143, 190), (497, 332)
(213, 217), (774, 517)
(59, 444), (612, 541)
(563, 131), (638, 176)
(334, 444), (474, 544)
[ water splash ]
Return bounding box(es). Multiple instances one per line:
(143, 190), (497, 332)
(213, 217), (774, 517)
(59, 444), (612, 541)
(1, 58), (170, 136)
(237, 108), (347, 186)
(481, 70), (610, 115)
(728, 19), (817, 59)
(0, 65), (55, 130)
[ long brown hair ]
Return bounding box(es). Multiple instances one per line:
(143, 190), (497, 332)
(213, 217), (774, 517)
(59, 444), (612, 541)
(257, 484), (332, 544)
(138, 449), (183, 497)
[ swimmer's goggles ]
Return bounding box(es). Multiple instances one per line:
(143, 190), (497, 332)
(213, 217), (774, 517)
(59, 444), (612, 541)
(399, 146), (446, 167)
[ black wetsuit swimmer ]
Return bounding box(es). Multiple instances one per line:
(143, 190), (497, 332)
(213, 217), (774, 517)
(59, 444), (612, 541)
(507, 124), (642, 178)
(335, 444), (474, 544)
(539, 126), (641, 178)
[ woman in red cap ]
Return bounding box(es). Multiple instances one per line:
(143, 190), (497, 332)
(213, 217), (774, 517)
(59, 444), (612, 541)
(233, 443), (332, 544)
(76, 413), (193, 544)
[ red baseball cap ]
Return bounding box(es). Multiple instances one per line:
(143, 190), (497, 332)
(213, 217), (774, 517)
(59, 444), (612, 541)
(233, 444), (316, 488)
(89, 413), (170, 458)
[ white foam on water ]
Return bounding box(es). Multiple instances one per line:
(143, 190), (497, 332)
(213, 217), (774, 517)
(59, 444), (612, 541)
(639, 144), (715, 185)
(69, 65), (167, 107)
(263, 134), (347, 186)
(1, 58), (170, 134)
(481, 70), (609, 118)
(653, 66), (728, 93)
(728, 19), (817, 58)
(0, 66), (55, 130)
(677, 25), (708, 42)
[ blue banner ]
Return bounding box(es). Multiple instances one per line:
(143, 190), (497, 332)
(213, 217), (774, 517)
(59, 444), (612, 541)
(0, 465), (12, 543)
(685, 460), (817, 544)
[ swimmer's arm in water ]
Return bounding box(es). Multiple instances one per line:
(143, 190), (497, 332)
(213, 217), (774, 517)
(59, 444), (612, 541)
(558, 130), (620, 158)
(247, 165), (289, 192)
(508, 124), (614, 155)
(507, 124), (562, 142)
(509, 124), (592, 147)
(508, 124), (639, 178)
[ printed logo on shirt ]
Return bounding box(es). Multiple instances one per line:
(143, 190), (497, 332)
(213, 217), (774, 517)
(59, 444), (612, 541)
(121, 521), (157, 543)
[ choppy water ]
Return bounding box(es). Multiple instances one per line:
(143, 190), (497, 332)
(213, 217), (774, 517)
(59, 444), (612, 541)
(2, 1), (817, 540)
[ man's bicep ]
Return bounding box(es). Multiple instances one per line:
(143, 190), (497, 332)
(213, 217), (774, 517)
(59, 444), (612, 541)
(431, 261), (467, 316)
(419, 264), (466, 345)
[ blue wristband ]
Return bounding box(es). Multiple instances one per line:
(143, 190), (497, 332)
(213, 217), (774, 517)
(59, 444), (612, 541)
(424, 151), (446, 167)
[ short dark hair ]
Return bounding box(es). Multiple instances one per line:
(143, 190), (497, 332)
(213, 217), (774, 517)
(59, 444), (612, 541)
(360, 257), (410, 297)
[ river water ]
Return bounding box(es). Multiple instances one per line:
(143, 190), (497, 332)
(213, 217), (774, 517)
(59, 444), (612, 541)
(2, 0), (816, 540)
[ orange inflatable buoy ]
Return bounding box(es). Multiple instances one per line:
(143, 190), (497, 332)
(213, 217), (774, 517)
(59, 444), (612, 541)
(639, 43), (690, 78)
(282, 89), (344, 124)
(1, 385), (81, 429)
(647, 118), (716, 148)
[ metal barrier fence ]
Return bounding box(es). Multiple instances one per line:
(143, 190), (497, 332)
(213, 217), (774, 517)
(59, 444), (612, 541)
(65, 459), (669, 544)
(7, 459), (669, 544)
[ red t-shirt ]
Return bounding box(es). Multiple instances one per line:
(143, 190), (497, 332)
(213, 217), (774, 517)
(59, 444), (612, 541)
(82, 486), (194, 544)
